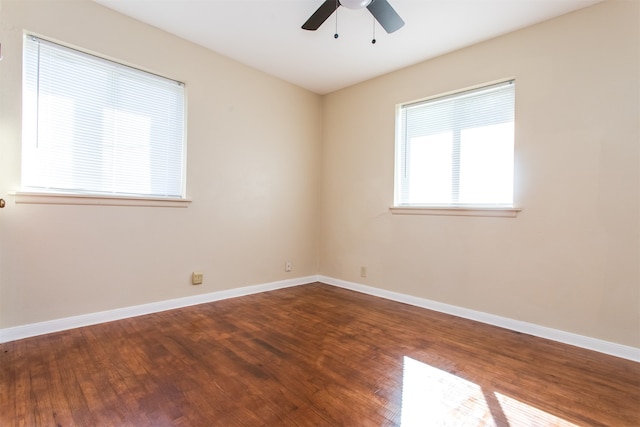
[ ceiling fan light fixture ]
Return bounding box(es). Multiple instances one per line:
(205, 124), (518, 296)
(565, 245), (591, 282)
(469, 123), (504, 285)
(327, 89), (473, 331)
(339, 0), (373, 10)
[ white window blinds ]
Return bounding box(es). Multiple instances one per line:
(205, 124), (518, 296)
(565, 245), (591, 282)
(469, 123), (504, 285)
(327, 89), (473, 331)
(395, 80), (515, 207)
(22, 35), (186, 199)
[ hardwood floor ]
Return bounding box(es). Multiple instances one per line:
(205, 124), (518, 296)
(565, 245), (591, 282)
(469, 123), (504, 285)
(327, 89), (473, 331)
(1, 282), (638, 426)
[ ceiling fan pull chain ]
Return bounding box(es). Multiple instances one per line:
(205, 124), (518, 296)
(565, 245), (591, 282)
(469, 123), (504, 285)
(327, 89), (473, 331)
(334, 0), (339, 39)
(372, 16), (377, 44)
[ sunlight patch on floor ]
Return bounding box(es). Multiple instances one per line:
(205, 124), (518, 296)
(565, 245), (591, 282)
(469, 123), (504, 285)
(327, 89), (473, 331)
(400, 356), (578, 426)
(400, 356), (494, 426)
(495, 392), (579, 427)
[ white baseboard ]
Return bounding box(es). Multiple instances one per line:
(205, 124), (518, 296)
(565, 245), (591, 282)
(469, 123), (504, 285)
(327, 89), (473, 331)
(0, 275), (319, 344)
(319, 275), (640, 362)
(2, 274), (638, 362)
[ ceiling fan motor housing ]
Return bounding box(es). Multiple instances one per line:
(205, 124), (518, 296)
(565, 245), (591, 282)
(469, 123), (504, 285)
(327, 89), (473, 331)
(339, 0), (373, 9)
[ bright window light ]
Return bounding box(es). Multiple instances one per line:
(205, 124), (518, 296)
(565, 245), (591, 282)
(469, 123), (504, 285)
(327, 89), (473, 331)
(395, 80), (515, 207)
(22, 35), (186, 199)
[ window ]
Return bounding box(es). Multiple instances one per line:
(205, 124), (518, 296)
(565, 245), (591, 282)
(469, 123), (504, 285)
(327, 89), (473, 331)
(394, 80), (515, 211)
(22, 35), (186, 200)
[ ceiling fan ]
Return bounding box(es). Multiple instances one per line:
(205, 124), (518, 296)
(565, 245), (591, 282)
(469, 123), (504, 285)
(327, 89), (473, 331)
(302, 0), (405, 34)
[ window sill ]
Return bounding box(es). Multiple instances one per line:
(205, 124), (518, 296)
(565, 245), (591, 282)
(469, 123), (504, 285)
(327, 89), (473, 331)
(390, 205), (521, 218)
(11, 191), (192, 208)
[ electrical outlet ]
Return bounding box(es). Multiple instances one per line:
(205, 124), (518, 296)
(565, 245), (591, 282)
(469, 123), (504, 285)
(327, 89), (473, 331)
(285, 260), (292, 272)
(360, 266), (367, 278)
(192, 272), (204, 285)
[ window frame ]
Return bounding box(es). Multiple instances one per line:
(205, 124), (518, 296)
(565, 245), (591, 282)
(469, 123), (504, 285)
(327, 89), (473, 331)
(392, 80), (520, 217)
(19, 34), (190, 207)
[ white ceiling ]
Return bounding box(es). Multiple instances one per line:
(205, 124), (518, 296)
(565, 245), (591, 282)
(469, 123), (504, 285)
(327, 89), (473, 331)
(92, 0), (602, 94)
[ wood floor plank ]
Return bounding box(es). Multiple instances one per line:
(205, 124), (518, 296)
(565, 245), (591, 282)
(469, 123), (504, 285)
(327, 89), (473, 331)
(1, 282), (638, 426)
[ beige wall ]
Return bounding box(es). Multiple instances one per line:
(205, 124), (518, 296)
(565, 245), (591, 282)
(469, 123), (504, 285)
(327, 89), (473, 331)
(320, 0), (639, 347)
(0, 0), (321, 327)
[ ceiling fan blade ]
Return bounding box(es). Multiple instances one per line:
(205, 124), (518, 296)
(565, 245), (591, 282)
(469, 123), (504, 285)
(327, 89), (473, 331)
(302, 1), (340, 31)
(367, 0), (404, 33)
